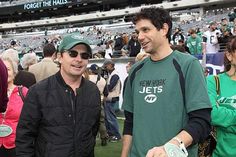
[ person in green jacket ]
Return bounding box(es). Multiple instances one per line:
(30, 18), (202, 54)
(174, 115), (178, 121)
(207, 36), (236, 157)
(186, 28), (202, 55)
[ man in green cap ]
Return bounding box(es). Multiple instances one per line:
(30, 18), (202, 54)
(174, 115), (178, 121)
(16, 33), (101, 157)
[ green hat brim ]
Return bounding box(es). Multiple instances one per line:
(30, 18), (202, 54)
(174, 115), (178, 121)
(61, 41), (91, 54)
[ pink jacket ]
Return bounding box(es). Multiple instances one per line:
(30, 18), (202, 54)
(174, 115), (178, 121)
(0, 86), (28, 149)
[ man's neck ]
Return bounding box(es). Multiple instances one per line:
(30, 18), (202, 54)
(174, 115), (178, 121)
(60, 71), (82, 93)
(150, 44), (173, 61)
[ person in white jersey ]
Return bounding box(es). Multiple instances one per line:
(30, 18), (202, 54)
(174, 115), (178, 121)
(202, 21), (221, 54)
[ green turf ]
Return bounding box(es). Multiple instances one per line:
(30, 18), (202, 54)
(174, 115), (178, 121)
(95, 119), (124, 157)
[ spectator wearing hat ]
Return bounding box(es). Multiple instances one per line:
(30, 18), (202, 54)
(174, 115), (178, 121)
(88, 64), (109, 146)
(16, 33), (101, 157)
(220, 18), (230, 33)
(0, 59), (8, 113)
(103, 59), (121, 142)
(202, 21), (221, 54)
(123, 60), (135, 97)
(29, 43), (59, 82)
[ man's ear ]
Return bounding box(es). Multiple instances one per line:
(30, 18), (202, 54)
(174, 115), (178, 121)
(57, 52), (62, 63)
(162, 23), (169, 37)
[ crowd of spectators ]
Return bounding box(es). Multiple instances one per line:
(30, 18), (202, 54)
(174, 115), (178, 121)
(0, 8), (236, 67)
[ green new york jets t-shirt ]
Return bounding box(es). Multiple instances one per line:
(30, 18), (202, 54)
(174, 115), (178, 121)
(122, 50), (211, 157)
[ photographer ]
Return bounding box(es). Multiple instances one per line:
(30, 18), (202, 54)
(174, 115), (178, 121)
(102, 60), (121, 142)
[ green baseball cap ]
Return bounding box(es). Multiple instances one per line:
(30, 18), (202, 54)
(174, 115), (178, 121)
(58, 33), (92, 54)
(209, 21), (216, 26)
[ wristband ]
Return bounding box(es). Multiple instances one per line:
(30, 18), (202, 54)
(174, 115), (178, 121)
(164, 143), (188, 157)
(172, 137), (188, 156)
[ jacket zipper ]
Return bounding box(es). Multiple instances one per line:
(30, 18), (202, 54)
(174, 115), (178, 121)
(70, 91), (76, 125)
(69, 90), (77, 157)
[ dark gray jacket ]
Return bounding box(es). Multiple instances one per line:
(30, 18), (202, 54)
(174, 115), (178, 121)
(16, 72), (101, 157)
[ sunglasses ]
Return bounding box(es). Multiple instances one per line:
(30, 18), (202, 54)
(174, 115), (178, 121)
(66, 50), (90, 59)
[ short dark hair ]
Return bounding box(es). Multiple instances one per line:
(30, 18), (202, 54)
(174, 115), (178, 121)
(43, 43), (56, 57)
(132, 7), (172, 41)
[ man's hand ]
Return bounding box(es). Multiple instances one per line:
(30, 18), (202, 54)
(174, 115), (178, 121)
(145, 130), (192, 157)
(146, 146), (168, 157)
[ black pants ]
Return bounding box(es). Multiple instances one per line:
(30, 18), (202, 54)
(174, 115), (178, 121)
(0, 146), (16, 157)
